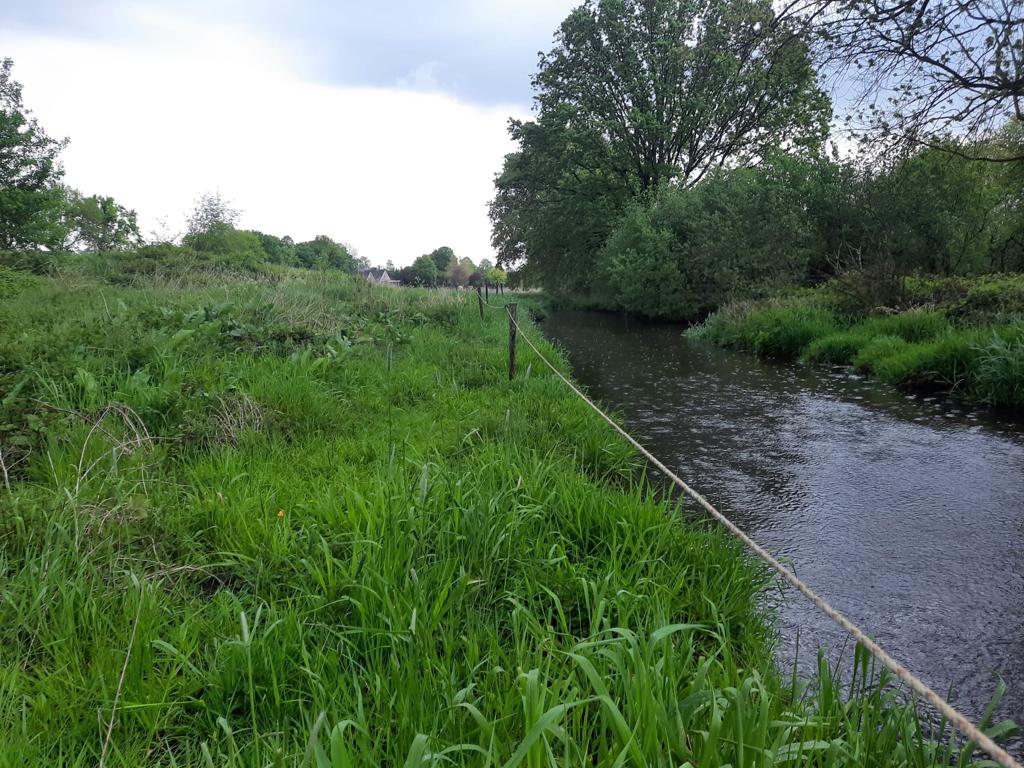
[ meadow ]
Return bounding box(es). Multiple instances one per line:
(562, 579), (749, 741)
(0, 262), (1015, 765)
(689, 274), (1024, 411)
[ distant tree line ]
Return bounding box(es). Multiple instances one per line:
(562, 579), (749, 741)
(0, 57), (436, 281)
(393, 246), (508, 289)
(490, 0), (1024, 319)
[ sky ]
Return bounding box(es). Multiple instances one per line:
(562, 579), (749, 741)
(1, 0), (578, 266)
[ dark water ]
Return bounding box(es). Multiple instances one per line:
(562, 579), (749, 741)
(541, 309), (1024, 734)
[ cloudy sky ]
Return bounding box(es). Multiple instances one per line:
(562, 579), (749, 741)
(2, 0), (578, 265)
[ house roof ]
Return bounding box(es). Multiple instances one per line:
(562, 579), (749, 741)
(360, 267), (398, 282)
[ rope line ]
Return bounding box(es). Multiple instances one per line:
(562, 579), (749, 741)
(502, 303), (1020, 768)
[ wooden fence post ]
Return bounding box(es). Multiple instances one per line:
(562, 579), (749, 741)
(507, 303), (518, 381)
(485, 282), (489, 302)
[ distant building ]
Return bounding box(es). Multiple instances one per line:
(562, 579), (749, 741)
(359, 267), (400, 285)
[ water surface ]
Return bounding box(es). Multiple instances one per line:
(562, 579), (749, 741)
(541, 309), (1024, 733)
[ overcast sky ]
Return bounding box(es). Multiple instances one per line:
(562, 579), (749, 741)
(1, 0), (578, 265)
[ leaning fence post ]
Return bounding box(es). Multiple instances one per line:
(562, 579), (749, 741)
(507, 303), (518, 381)
(485, 282), (489, 302)
(477, 286), (484, 319)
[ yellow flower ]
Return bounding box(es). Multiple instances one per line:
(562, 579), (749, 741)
(276, 510), (285, 518)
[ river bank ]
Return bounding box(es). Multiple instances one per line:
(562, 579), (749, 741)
(688, 274), (1024, 411)
(0, 265), (1013, 764)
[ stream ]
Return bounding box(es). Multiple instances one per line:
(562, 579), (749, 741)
(541, 309), (1024, 738)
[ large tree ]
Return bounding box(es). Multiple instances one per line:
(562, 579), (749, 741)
(186, 191), (239, 236)
(402, 254), (440, 286)
(428, 246), (456, 274)
(294, 235), (356, 272)
(815, 0), (1023, 159)
(0, 58), (68, 249)
(490, 0), (830, 295)
(534, 0), (830, 190)
(60, 190), (142, 251)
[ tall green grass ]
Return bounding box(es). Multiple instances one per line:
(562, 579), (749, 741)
(0, 266), (1014, 764)
(690, 285), (1024, 409)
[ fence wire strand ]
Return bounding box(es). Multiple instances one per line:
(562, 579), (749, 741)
(500, 302), (1020, 768)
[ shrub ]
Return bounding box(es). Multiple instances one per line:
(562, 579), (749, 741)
(0, 249), (60, 274)
(947, 273), (1024, 325)
(0, 265), (40, 298)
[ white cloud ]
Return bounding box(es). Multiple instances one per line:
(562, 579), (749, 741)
(1, 10), (529, 266)
(396, 61), (446, 92)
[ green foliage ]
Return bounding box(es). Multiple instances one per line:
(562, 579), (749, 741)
(973, 330), (1024, 408)
(691, 277), (1024, 408)
(869, 333), (982, 390)
(0, 58), (68, 250)
(182, 223), (266, 267)
(535, 0), (828, 192)
(746, 307), (840, 359)
(403, 253), (440, 285)
(59, 189), (142, 251)
(930, 273), (1024, 325)
(850, 335), (912, 374)
(484, 266), (507, 287)
(186, 191), (239, 236)
(598, 163), (818, 318)
(856, 311), (951, 343)
(252, 231), (297, 265)
(428, 245), (456, 274)
(294, 234), (356, 272)
(0, 263), (39, 298)
(490, 0), (828, 299)
(801, 331), (871, 364)
(1, 267), (1010, 764)
(493, 13), (1023, 319)
(698, 302), (839, 359)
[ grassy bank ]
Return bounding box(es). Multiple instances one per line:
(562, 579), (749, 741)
(690, 274), (1024, 410)
(0, 264), (1013, 765)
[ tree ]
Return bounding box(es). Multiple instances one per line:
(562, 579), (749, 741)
(477, 258), (494, 275)
(490, 0), (830, 299)
(294, 235), (356, 272)
(0, 58), (68, 249)
(596, 162), (817, 318)
(253, 232), (297, 265)
(450, 262), (470, 287)
(186, 191), (239, 236)
(404, 254), (440, 285)
(428, 246), (456, 274)
(61, 190), (142, 251)
(534, 0), (830, 190)
(490, 112), (632, 294)
(486, 266), (508, 292)
(816, 0), (1024, 159)
(458, 256), (476, 272)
